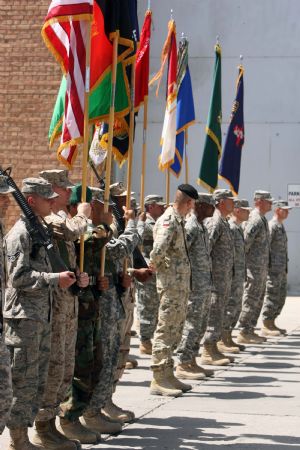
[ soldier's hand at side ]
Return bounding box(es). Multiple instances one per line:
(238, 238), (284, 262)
(97, 276), (109, 291)
(77, 202), (91, 218)
(121, 273), (132, 288)
(138, 212), (147, 222)
(123, 207), (135, 221)
(59, 271), (76, 288)
(132, 268), (153, 283)
(77, 271), (89, 288)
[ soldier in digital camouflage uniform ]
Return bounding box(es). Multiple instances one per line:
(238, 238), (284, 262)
(237, 190), (273, 344)
(149, 184), (198, 397)
(32, 172), (91, 450)
(0, 175), (14, 435)
(261, 200), (291, 337)
(222, 199), (251, 352)
(201, 189), (235, 366)
(3, 178), (76, 450)
(136, 195), (165, 355)
(176, 193), (215, 380)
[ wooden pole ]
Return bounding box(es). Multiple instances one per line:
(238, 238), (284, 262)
(79, 19), (92, 272)
(166, 169), (170, 205)
(100, 31), (119, 276)
(126, 51), (137, 209)
(139, 96), (148, 211)
(184, 129), (189, 184)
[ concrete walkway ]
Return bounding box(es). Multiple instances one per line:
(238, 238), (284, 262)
(1, 297), (300, 449)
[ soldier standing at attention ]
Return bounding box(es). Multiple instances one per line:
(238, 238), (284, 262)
(237, 190), (273, 344)
(33, 171), (91, 450)
(201, 189), (235, 366)
(149, 184), (198, 397)
(0, 175), (14, 435)
(222, 199), (251, 352)
(136, 195), (165, 355)
(261, 200), (291, 337)
(176, 193), (215, 380)
(3, 178), (76, 450)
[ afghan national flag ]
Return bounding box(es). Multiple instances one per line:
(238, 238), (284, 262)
(170, 38), (195, 177)
(197, 44), (222, 192)
(135, 9), (151, 109)
(219, 65), (245, 195)
(48, 0), (138, 168)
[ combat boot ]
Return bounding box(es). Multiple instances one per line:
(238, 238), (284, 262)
(262, 319), (281, 337)
(200, 342), (231, 366)
(165, 364), (192, 391)
(273, 319), (287, 335)
(81, 411), (122, 435)
(58, 417), (99, 445)
(139, 339), (152, 355)
(175, 362), (206, 380)
(32, 420), (78, 449)
(49, 418), (81, 449)
(102, 398), (135, 423)
(8, 427), (40, 450)
(125, 355), (138, 369)
(218, 331), (240, 354)
(237, 330), (267, 344)
(150, 367), (182, 397)
(191, 357), (214, 377)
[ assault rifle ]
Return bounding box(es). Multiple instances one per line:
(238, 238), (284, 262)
(89, 160), (148, 269)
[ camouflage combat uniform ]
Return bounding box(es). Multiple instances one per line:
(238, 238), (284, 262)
(239, 209), (270, 333)
(135, 214), (160, 342)
(203, 209), (234, 343)
(262, 217), (288, 321)
(177, 212), (212, 363)
(150, 206), (191, 370)
(3, 217), (59, 428)
(35, 211), (88, 422)
(223, 218), (246, 331)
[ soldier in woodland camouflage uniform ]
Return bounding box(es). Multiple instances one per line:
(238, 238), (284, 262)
(176, 193), (215, 380)
(32, 172), (91, 450)
(201, 189), (235, 366)
(261, 200), (291, 336)
(0, 175), (14, 435)
(222, 199), (251, 352)
(3, 178), (76, 450)
(237, 190), (273, 344)
(149, 184), (198, 397)
(136, 195), (165, 355)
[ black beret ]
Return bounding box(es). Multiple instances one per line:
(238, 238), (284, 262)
(178, 184), (199, 200)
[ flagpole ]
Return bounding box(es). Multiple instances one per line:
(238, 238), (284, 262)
(140, 95), (148, 212)
(79, 19), (92, 272)
(184, 129), (189, 183)
(166, 169), (170, 205)
(100, 31), (119, 276)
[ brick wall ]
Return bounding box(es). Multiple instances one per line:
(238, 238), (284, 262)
(0, 1), (83, 229)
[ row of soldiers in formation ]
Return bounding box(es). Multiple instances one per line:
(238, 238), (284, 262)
(0, 170), (290, 449)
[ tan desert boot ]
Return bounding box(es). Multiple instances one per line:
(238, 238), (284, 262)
(139, 339), (152, 355)
(8, 427), (40, 450)
(102, 398), (135, 423)
(262, 320), (281, 337)
(175, 362), (206, 380)
(200, 343), (231, 366)
(58, 417), (99, 444)
(150, 368), (182, 397)
(81, 411), (122, 435)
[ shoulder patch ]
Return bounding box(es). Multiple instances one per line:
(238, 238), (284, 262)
(7, 251), (20, 262)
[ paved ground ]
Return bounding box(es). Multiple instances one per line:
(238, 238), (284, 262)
(1, 297), (300, 449)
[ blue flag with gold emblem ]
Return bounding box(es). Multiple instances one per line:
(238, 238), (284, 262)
(170, 39), (195, 177)
(219, 65), (245, 195)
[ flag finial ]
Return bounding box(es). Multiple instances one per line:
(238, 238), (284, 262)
(170, 9), (174, 20)
(240, 54), (244, 61)
(216, 35), (220, 45)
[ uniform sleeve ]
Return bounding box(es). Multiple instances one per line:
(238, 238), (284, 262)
(136, 220), (145, 244)
(268, 222), (276, 244)
(244, 220), (260, 252)
(150, 217), (176, 267)
(5, 230), (60, 291)
(185, 220), (198, 250)
(106, 219), (139, 262)
(46, 213), (88, 242)
(206, 219), (221, 250)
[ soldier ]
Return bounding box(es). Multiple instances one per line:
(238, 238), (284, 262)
(0, 175), (14, 435)
(149, 184), (198, 397)
(3, 178), (76, 450)
(261, 200), (291, 337)
(176, 193), (215, 380)
(237, 190), (273, 344)
(201, 189), (235, 366)
(136, 195), (165, 355)
(222, 199), (251, 352)
(32, 171), (91, 449)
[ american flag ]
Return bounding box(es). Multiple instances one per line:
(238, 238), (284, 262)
(42, 0), (93, 167)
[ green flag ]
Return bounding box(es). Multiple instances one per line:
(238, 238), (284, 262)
(198, 44), (222, 192)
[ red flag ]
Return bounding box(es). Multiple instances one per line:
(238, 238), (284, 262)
(134, 9), (152, 109)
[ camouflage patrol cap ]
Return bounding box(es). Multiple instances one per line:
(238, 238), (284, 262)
(110, 181), (135, 197)
(144, 194), (166, 206)
(197, 192), (215, 206)
(273, 200), (292, 210)
(213, 189), (235, 202)
(0, 175), (15, 194)
(39, 169), (74, 189)
(233, 199), (252, 210)
(90, 187), (113, 206)
(21, 177), (58, 199)
(254, 190), (274, 201)
(69, 184), (92, 205)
